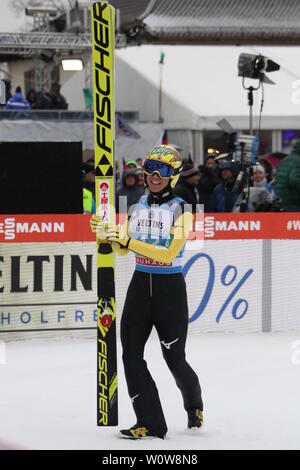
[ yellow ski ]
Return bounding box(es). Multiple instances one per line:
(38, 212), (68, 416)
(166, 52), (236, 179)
(91, 1), (118, 427)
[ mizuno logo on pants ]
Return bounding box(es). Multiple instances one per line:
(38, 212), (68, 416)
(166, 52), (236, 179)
(161, 338), (179, 350)
(131, 394), (139, 404)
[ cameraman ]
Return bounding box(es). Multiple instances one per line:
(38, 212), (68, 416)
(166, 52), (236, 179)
(212, 162), (241, 212)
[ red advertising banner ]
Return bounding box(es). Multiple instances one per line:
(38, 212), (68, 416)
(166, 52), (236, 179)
(191, 213), (300, 240)
(0, 215), (93, 243)
(0, 213), (300, 243)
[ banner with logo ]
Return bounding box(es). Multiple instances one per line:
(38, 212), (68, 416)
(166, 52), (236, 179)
(0, 243), (97, 335)
(0, 214), (300, 339)
(0, 241), (262, 336)
(1, 213), (300, 243)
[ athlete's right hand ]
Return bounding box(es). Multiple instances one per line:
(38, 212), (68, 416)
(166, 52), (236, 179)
(90, 215), (108, 243)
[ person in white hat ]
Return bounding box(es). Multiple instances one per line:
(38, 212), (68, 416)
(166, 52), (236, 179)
(253, 164), (275, 200)
(234, 164), (272, 212)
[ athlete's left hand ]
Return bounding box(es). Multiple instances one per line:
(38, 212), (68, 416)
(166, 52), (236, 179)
(106, 224), (131, 248)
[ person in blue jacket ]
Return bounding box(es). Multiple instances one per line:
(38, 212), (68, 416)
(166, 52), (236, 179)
(212, 161), (241, 212)
(5, 86), (30, 110)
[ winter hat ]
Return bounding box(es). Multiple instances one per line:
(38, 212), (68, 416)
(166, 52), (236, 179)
(122, 168), (138, 186)
(125, 159), (138, 168)
(253, 164), (265, 176)
(219, 161), (238, 176)
(204, 155), (216, 164)
(181, 162), (200, 178)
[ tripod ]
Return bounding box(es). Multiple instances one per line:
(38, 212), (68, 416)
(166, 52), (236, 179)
(238, 80), (261, 212)
(243, 79), (261, 136)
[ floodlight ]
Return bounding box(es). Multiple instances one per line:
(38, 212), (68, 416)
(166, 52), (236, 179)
(62, 59), (83, 71)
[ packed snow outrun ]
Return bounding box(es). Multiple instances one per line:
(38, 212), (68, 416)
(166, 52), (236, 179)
(2, 0), (300, 457)
(0, 332), (299, 450)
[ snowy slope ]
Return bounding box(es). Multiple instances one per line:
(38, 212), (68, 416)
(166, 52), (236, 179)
(0, 332), (299, 450)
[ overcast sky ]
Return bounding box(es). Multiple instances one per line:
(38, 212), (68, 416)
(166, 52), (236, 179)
(0, 0), (25, 32)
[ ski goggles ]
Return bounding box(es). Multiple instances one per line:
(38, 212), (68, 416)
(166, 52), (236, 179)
(143, 160), (174, 178)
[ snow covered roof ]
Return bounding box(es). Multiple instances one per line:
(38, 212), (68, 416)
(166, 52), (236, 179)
(111, 0), (150, 24)
(111, 0), (300, 45)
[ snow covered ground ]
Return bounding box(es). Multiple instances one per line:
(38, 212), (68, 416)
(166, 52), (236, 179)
(0, 332), (300, 450)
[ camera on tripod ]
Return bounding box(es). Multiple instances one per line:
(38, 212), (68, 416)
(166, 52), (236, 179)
(211, 52), (281, 212)
(216, 118), (259, 167)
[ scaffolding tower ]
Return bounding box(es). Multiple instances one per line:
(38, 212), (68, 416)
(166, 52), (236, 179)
(0, 2), (126, 92)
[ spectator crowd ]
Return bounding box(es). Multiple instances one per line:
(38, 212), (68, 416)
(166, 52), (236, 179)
(82, 139), (300, 214)
(3, 83), (68, 111)
(5, 85), (300, 214)
(117, 139), (300, 212)
(5, 86), (300, 214)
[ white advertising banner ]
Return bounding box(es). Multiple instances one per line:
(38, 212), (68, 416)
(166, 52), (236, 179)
(1, 230), (300, 340)
(271, 240), (300, 332)
(0, 240), (264, 340)
(0, 243), (97, 335)
(184, 240), (262, 334)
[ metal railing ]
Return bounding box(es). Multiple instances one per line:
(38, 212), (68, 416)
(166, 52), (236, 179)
(0, 110), (139, 122)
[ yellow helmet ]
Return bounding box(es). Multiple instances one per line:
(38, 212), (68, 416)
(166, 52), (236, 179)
(144, 145), (182, 188)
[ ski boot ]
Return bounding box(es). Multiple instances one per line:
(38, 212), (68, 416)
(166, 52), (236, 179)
(118, 424), (167, 440)
(187, 409), (204, 430)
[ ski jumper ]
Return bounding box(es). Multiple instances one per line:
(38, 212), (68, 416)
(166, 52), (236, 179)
(118, 190), (203, 434)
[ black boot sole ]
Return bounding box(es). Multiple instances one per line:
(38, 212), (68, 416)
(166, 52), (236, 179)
(117, 431), (166, 440)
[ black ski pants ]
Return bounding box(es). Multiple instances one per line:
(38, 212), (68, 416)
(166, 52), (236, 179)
(121, 270), (203, 433)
